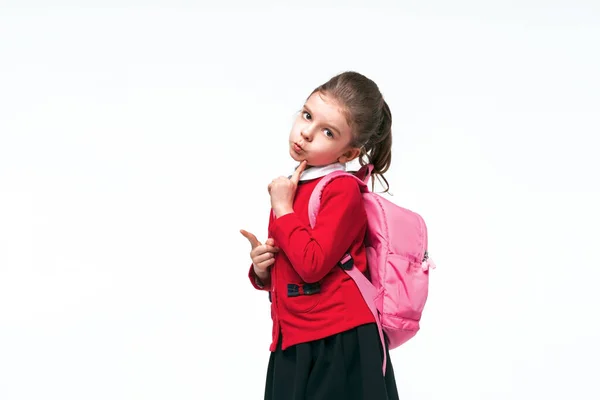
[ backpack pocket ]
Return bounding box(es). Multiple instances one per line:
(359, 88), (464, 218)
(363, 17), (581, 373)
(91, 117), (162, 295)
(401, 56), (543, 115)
(384, 255), (429, 321)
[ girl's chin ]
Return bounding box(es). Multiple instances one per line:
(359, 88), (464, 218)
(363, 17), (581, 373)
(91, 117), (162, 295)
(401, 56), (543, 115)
(289, 150), (307, 163)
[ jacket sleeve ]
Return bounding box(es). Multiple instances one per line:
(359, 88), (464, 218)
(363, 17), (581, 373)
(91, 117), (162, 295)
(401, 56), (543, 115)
(247, 210), (275, 291)
(271, 176), (366, 283)
(248, 267), (271, 291)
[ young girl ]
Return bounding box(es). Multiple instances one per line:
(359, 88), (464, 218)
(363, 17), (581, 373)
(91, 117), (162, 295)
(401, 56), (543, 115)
(240, 71), (399, 400)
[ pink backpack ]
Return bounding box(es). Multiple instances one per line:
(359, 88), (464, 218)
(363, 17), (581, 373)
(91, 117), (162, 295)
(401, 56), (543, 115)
(308, 164), (435, 374)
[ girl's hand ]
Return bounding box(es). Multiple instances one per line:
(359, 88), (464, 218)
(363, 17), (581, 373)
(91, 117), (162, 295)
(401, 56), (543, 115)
(268, 161), (307, 218)
(240, 229), (279, 281)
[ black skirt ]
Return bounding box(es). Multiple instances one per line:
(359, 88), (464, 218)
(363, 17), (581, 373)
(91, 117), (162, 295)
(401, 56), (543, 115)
(264, 323), (399, 400)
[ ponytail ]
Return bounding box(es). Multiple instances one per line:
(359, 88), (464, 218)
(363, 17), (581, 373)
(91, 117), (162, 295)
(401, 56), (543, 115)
(359, 100), (392, 192)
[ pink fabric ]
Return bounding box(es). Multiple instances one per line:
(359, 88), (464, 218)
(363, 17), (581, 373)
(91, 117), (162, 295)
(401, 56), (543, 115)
(308, 164), (433, 375)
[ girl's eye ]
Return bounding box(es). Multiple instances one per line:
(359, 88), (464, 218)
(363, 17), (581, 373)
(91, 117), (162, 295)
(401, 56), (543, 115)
(302, 110), (333, 138)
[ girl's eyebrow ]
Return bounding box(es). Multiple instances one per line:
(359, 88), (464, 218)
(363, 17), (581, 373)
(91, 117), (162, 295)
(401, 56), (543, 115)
(303, 104), (341, 136)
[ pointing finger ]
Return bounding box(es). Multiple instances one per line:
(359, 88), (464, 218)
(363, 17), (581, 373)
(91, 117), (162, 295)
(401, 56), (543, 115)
(290, 160), (308, 185)
(240, 229), (261, 249)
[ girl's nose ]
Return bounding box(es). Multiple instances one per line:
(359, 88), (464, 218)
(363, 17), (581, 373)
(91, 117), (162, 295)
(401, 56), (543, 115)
(301, 126), (313, 142)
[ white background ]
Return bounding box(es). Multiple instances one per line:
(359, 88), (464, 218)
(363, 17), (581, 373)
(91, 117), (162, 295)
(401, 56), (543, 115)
(1, 1), (599, 399)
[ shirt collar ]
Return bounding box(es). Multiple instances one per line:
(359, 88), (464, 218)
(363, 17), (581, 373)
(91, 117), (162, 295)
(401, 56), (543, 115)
(295, 162), (347, 181)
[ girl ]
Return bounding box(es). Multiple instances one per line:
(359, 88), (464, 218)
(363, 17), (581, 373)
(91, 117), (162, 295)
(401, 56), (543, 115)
(240, 71), (398, 400)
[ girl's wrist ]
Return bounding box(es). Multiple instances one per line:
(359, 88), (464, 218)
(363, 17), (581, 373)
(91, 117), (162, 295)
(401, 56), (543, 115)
(253, 265), (270, 282)
(253, 264), (269, 279)
(273, 206), (294, 218)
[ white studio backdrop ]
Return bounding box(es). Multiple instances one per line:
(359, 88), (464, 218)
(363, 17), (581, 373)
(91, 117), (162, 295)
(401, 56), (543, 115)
(1, 1), (599, 399)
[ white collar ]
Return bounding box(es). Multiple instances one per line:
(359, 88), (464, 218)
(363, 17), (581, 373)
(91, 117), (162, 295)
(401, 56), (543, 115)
(294, 162), (347, 181)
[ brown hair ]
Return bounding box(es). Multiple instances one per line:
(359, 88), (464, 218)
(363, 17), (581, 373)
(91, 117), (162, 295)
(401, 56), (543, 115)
(309, 71), (392, 192)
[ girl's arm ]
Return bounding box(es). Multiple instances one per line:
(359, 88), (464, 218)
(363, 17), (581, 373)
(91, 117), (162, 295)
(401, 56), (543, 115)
(247, 211), (276, 290)
(271, 177), (366, 283)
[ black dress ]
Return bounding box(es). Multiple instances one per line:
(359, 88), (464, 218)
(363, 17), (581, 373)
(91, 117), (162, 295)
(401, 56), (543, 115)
(264, 323), (400, 400)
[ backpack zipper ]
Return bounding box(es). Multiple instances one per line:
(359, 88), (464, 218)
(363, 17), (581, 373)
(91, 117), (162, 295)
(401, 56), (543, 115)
(414, 212), (428, 263)
(422, 249), (436, 270)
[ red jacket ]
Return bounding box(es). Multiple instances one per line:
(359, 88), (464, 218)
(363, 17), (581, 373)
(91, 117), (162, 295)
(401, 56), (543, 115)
(249, 174), (375, 351)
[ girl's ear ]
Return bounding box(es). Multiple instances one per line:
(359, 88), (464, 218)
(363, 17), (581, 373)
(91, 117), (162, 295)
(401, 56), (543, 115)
(338, 147), (361, 163)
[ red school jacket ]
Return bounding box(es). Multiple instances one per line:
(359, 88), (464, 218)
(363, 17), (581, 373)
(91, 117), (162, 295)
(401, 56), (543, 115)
(248, 173), (375, 352)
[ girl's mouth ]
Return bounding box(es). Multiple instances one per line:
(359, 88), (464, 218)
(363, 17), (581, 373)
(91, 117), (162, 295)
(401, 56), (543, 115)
(293, 143), (303, 153)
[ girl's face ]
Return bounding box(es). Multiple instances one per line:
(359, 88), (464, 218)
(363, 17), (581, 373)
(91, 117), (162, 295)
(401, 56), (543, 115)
(288, 91), (360, 167)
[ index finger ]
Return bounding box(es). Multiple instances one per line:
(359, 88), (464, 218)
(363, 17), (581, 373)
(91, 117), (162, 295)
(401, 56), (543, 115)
(240, 229), (261, 249)
(290, 160), (308, 185)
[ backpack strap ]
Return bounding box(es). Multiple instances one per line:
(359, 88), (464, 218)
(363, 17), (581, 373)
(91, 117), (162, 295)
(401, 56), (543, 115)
(344, 259), (388, 375)
(354, 163), (374, 183)
(307, 164), (389, 375)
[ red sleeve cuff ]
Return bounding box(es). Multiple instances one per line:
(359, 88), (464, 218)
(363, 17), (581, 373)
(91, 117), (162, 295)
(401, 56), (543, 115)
(248, 264), (271, 291)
